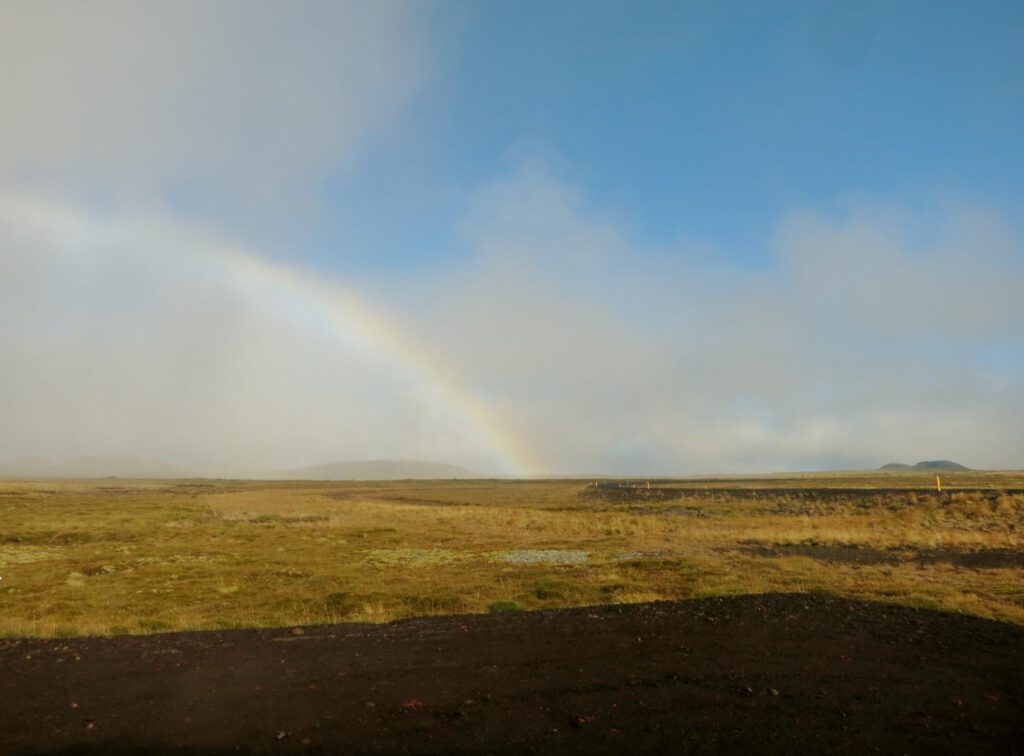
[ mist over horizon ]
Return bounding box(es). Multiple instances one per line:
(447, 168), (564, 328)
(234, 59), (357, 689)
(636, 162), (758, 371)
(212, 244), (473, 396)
(2, 2), (1022, 477)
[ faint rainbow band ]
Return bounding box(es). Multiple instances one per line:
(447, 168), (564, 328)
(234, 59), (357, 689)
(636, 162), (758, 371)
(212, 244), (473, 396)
(2, 190), (538, 478)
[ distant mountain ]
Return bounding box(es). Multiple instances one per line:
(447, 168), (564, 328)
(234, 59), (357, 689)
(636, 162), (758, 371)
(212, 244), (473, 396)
(0, 458), (482, 481)
(914, 460), (970, 471)
(276, 460), (480, 481)
(879, 460), (970, 471)
(0, 458), (198, 479)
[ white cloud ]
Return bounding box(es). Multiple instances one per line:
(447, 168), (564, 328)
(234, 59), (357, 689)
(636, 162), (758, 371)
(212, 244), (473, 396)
(0, 191), (516, 475)
(1, 163), (1021, 475)
(778, 203), (1024, 341)
(0, 1), (429, 225)
(392, 162), (1024, 473)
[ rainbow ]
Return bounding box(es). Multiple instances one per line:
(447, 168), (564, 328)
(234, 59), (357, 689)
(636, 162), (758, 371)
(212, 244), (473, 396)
(211, 250), (539, 477)
(3, 190), (538, 477)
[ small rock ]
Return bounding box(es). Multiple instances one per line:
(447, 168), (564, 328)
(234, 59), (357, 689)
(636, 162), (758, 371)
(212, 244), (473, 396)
(70, 702), (79, 709)
(275, 731), (289, 741)
(364, 701), (376, 709)
(83, 721), (95, 730)
(290, 627), (305, 636)
(769, 688), (780, 696)
(301, 737), (312, 745)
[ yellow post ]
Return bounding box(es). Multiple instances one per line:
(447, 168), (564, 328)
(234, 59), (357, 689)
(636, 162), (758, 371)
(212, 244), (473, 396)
(936, 476), (942, 493)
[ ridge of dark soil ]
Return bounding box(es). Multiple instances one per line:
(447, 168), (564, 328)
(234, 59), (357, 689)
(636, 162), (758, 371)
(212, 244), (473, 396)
(2, 593), (1022, 755)
(582, 485), (1024, 505)
(740, 543), (1024, 568)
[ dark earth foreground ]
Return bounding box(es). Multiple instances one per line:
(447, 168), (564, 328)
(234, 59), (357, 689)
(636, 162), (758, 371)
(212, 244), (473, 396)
(2, 594), (1022, 755)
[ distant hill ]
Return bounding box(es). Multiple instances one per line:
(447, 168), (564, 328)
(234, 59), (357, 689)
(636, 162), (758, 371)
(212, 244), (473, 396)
(0, 458), (198, 479)
(0, 458), (482, 481)
(914, 460), (970, 471)
(277, 460), (480, 481)
(880, 460), (970, 471)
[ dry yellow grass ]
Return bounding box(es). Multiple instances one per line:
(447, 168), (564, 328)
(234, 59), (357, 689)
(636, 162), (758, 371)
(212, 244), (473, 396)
(1, 473), (1022, 636)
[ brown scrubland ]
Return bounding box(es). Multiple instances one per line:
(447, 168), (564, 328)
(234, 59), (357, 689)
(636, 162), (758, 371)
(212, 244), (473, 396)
(1, 470), (1022, 637)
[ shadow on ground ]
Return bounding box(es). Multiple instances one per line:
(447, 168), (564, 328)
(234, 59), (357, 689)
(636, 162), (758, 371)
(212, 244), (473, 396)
(3, 593), (1022, 755)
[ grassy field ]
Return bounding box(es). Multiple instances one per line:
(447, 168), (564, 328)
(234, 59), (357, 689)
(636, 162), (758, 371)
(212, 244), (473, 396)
(1, 471), (1023, 636)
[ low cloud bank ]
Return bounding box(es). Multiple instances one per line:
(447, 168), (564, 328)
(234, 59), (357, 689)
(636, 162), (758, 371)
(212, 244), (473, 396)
(1, 165), (1022, 475)
(392, 164), (1024, 473)
(0, 192), (515, 475)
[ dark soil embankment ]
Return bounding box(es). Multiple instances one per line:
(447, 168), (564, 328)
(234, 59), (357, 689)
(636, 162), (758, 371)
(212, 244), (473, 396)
(583, 484), (1024, 504)
(741, 544), (1024, 568)
(2, 594), (1022, 755)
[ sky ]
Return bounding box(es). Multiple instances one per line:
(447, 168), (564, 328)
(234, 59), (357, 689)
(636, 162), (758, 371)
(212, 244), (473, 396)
(1, 0), (1022, 476)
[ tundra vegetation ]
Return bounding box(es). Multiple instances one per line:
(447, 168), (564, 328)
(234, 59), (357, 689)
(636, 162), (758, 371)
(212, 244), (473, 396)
(0, 471), (1022, 636)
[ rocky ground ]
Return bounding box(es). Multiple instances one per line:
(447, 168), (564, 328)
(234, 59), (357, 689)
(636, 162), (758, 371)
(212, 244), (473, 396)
(2, 593), (1022, 755)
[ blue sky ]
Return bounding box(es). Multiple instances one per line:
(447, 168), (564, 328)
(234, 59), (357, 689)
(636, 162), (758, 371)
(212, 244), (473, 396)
(1, 1), (1022, 475)
(315, 0), (1024, 272)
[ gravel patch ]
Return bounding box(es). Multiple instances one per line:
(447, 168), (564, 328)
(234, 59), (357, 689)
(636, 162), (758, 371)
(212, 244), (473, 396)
(491, 549), (588, 565)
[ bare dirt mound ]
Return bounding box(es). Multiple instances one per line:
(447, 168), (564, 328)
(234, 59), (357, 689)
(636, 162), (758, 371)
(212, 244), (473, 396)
(2, 594), (1022, 755)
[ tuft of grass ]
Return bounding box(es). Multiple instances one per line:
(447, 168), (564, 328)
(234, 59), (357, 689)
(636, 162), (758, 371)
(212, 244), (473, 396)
(488, 600), (521, 613)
